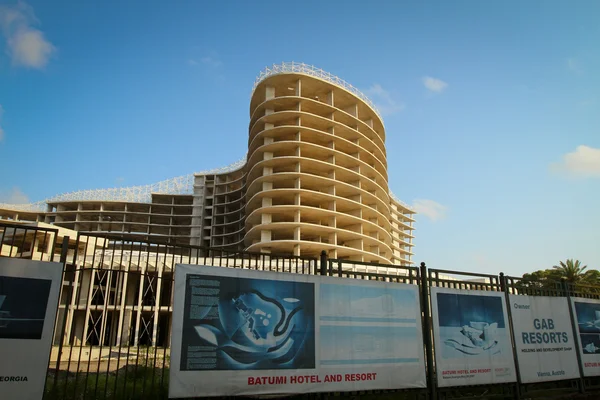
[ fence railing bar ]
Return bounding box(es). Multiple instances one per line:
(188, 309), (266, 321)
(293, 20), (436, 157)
(61, 235), (86, 399)
(111, 269), (128, 400)
(19, 227), (30, 258)
(47, 235), (70, 398)
(147, 243), (164, 396)
(7, 224), (18, 257)
(84, 235), (108, 398)
(72, 236), (98, 399)
(30, 230), (40, 261)
(97, 237), (119, 400)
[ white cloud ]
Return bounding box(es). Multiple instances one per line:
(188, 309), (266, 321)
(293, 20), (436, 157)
(412, 199), (447, 222)
(365, 84), (405, 116)
(200, 56), (222, 68)
(0, 187), (29, 204)
(0, 104), (4, 141)
(551, 145), (600, 178)
(567, 57), (583, 74)
(0, 1), (55, 69)
(422, 76), (448, 93)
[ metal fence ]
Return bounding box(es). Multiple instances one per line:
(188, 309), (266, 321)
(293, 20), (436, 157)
(2, 222), (600, 399)
(0, 222), (59, 261)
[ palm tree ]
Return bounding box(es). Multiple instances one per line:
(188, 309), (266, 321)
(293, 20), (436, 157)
(553, 259), (588, 283)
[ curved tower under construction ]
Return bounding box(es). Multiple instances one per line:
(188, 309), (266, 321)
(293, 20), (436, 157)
(0, 63), (415, 265)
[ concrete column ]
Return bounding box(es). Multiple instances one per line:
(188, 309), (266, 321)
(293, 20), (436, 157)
(82, 270), (96, 345)
(344, 104), (358, 117)
(152, 264), (163, 346)
(261, 213), (272, 224)
(115, 270), (129, 346)
(260, 230), (272, 242)
(265, 86), (275, 100)
(328, 231), (336, 246)
(296, 79), (302, 97)
(327, 91), (334, 106)
(328, 200), (336, 212)
(133, 262), (147, 347)
(64, 268), (81, 345)
(99, 269), (113, 345)
(97, 203), (103, 231)
(72, 316), (85, 346)
(262, 197), (273, 207)
(262, 181), (273, 191)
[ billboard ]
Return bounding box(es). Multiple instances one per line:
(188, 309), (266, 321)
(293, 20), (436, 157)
(169, 265), (426, 397)
(430, 287), (516, 387)
(509, 295), (580, 383)
(0, 258), (63, 400)
(571, 298), (600, 376)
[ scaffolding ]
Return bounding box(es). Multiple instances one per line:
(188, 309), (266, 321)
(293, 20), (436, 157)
(0, 156), (247, 212)
(253, 62), (382, 119)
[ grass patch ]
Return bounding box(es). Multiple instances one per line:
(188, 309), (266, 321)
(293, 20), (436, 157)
(45, 366), (169, 400)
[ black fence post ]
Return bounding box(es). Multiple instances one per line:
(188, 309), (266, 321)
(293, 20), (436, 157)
(420, 262), (436, 399)
(562, 278), (586, 393)
(50, 231), (60, 262)
(48, 235), (71, 396)
(500, 272), (522, 400)
(320, 250), (327, 276)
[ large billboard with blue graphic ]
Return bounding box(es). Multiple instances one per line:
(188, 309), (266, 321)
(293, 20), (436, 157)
(0, 258), (63, 400)
(178, 274), (315, 371)
(430, 287), (517, 387)
(509, 295), (580, 383)
(571, 298), (600, 377)
(169, 265), (426, 398)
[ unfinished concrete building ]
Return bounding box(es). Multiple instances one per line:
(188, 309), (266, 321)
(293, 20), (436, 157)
(0, 63), (417, 349)
(0, 63), (415, 266)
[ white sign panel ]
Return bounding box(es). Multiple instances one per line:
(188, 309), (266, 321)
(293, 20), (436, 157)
(509, 295), (580, 383)
(570, 298), (600, 376)
(169, 265), (426, 397)
(0, 258), (63, 400)
(430, 287), (517, 387)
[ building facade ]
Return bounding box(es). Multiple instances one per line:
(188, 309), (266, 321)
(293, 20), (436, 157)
(0, 63), (415, 266)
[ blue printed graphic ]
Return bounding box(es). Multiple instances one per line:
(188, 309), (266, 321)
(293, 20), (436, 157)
(437, 293), (506, 329)
(573, 301), (600, 354)
(436, 293), (510, 360)
(180, 274), (315, 371)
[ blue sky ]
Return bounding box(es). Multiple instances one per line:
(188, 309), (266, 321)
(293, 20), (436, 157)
(0, 1), (598, 276)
